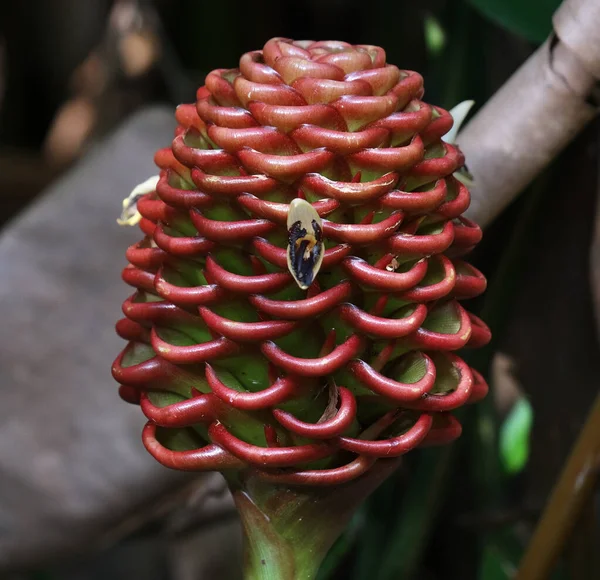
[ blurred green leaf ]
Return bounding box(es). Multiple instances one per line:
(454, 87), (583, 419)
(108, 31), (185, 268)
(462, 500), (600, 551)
(466, 0), (561, 44)
(424, 14), (446, 57)
(29, 572), (55, 580)
(378, 447), (456, 580)
(479, 541), (518, 580)
(316, 509), (363, 580)
(428, 1), (487, 111)
(351, 473), (399, 580)
(499, 397), (533, 474)
(479, 530), (567, 580)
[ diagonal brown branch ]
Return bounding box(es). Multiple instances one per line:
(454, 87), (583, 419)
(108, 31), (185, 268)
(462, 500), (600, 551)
(458, 0), (600, 229)
(515, 393), (600, 580)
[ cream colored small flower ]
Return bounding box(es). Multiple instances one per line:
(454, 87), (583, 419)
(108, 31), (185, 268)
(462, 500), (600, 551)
(117, 175), (160, 226)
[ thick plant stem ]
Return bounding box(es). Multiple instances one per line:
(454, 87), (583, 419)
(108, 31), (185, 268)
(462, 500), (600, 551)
(228, 460), (402, 580)
(234, 489), (322, 580)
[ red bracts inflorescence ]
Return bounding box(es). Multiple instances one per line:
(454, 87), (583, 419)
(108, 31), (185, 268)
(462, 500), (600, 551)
(112, 38), (491, 486)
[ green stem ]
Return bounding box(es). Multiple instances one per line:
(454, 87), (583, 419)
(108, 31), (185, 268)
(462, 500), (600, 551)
(228, 460), (402, 580)
(234, 489), (322, 580)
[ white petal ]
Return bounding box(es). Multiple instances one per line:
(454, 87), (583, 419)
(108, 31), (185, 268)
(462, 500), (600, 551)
(117, 174), (160, 226)
(443, 100), (475, 144)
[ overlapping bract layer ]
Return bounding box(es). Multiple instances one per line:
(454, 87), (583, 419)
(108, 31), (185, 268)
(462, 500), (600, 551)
(113, 38), (491, 486)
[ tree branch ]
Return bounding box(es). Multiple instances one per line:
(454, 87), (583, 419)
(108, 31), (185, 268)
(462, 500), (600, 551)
(458, 0), (600, 228)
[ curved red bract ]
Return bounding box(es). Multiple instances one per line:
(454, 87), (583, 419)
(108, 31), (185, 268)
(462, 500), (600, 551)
(113, 37), (490, 486)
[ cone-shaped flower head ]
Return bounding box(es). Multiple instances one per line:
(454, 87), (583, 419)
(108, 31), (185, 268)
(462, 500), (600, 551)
(113, 38), (491, 486)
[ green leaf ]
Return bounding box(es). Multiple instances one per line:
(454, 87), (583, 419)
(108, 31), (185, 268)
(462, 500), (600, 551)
(317, 510), (363, 580)
(479, 528), (566, 580)
(466, 0), (561, 44)
(424, 14), (446, 57)
(479, 540), (518, 580)
(378, 447), (456, 580)
(499, 397), (533, 474)
(29, 572), (55, 580)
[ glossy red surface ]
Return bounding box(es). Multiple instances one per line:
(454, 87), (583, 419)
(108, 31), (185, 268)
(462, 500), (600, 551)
(113, 38), (490, 485)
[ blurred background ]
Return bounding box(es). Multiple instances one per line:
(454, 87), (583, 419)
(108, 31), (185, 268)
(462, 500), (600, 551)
(0, 0), (598, 579)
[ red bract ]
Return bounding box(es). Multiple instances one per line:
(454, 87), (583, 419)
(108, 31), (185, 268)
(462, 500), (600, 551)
(113, 38), (490, 487)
